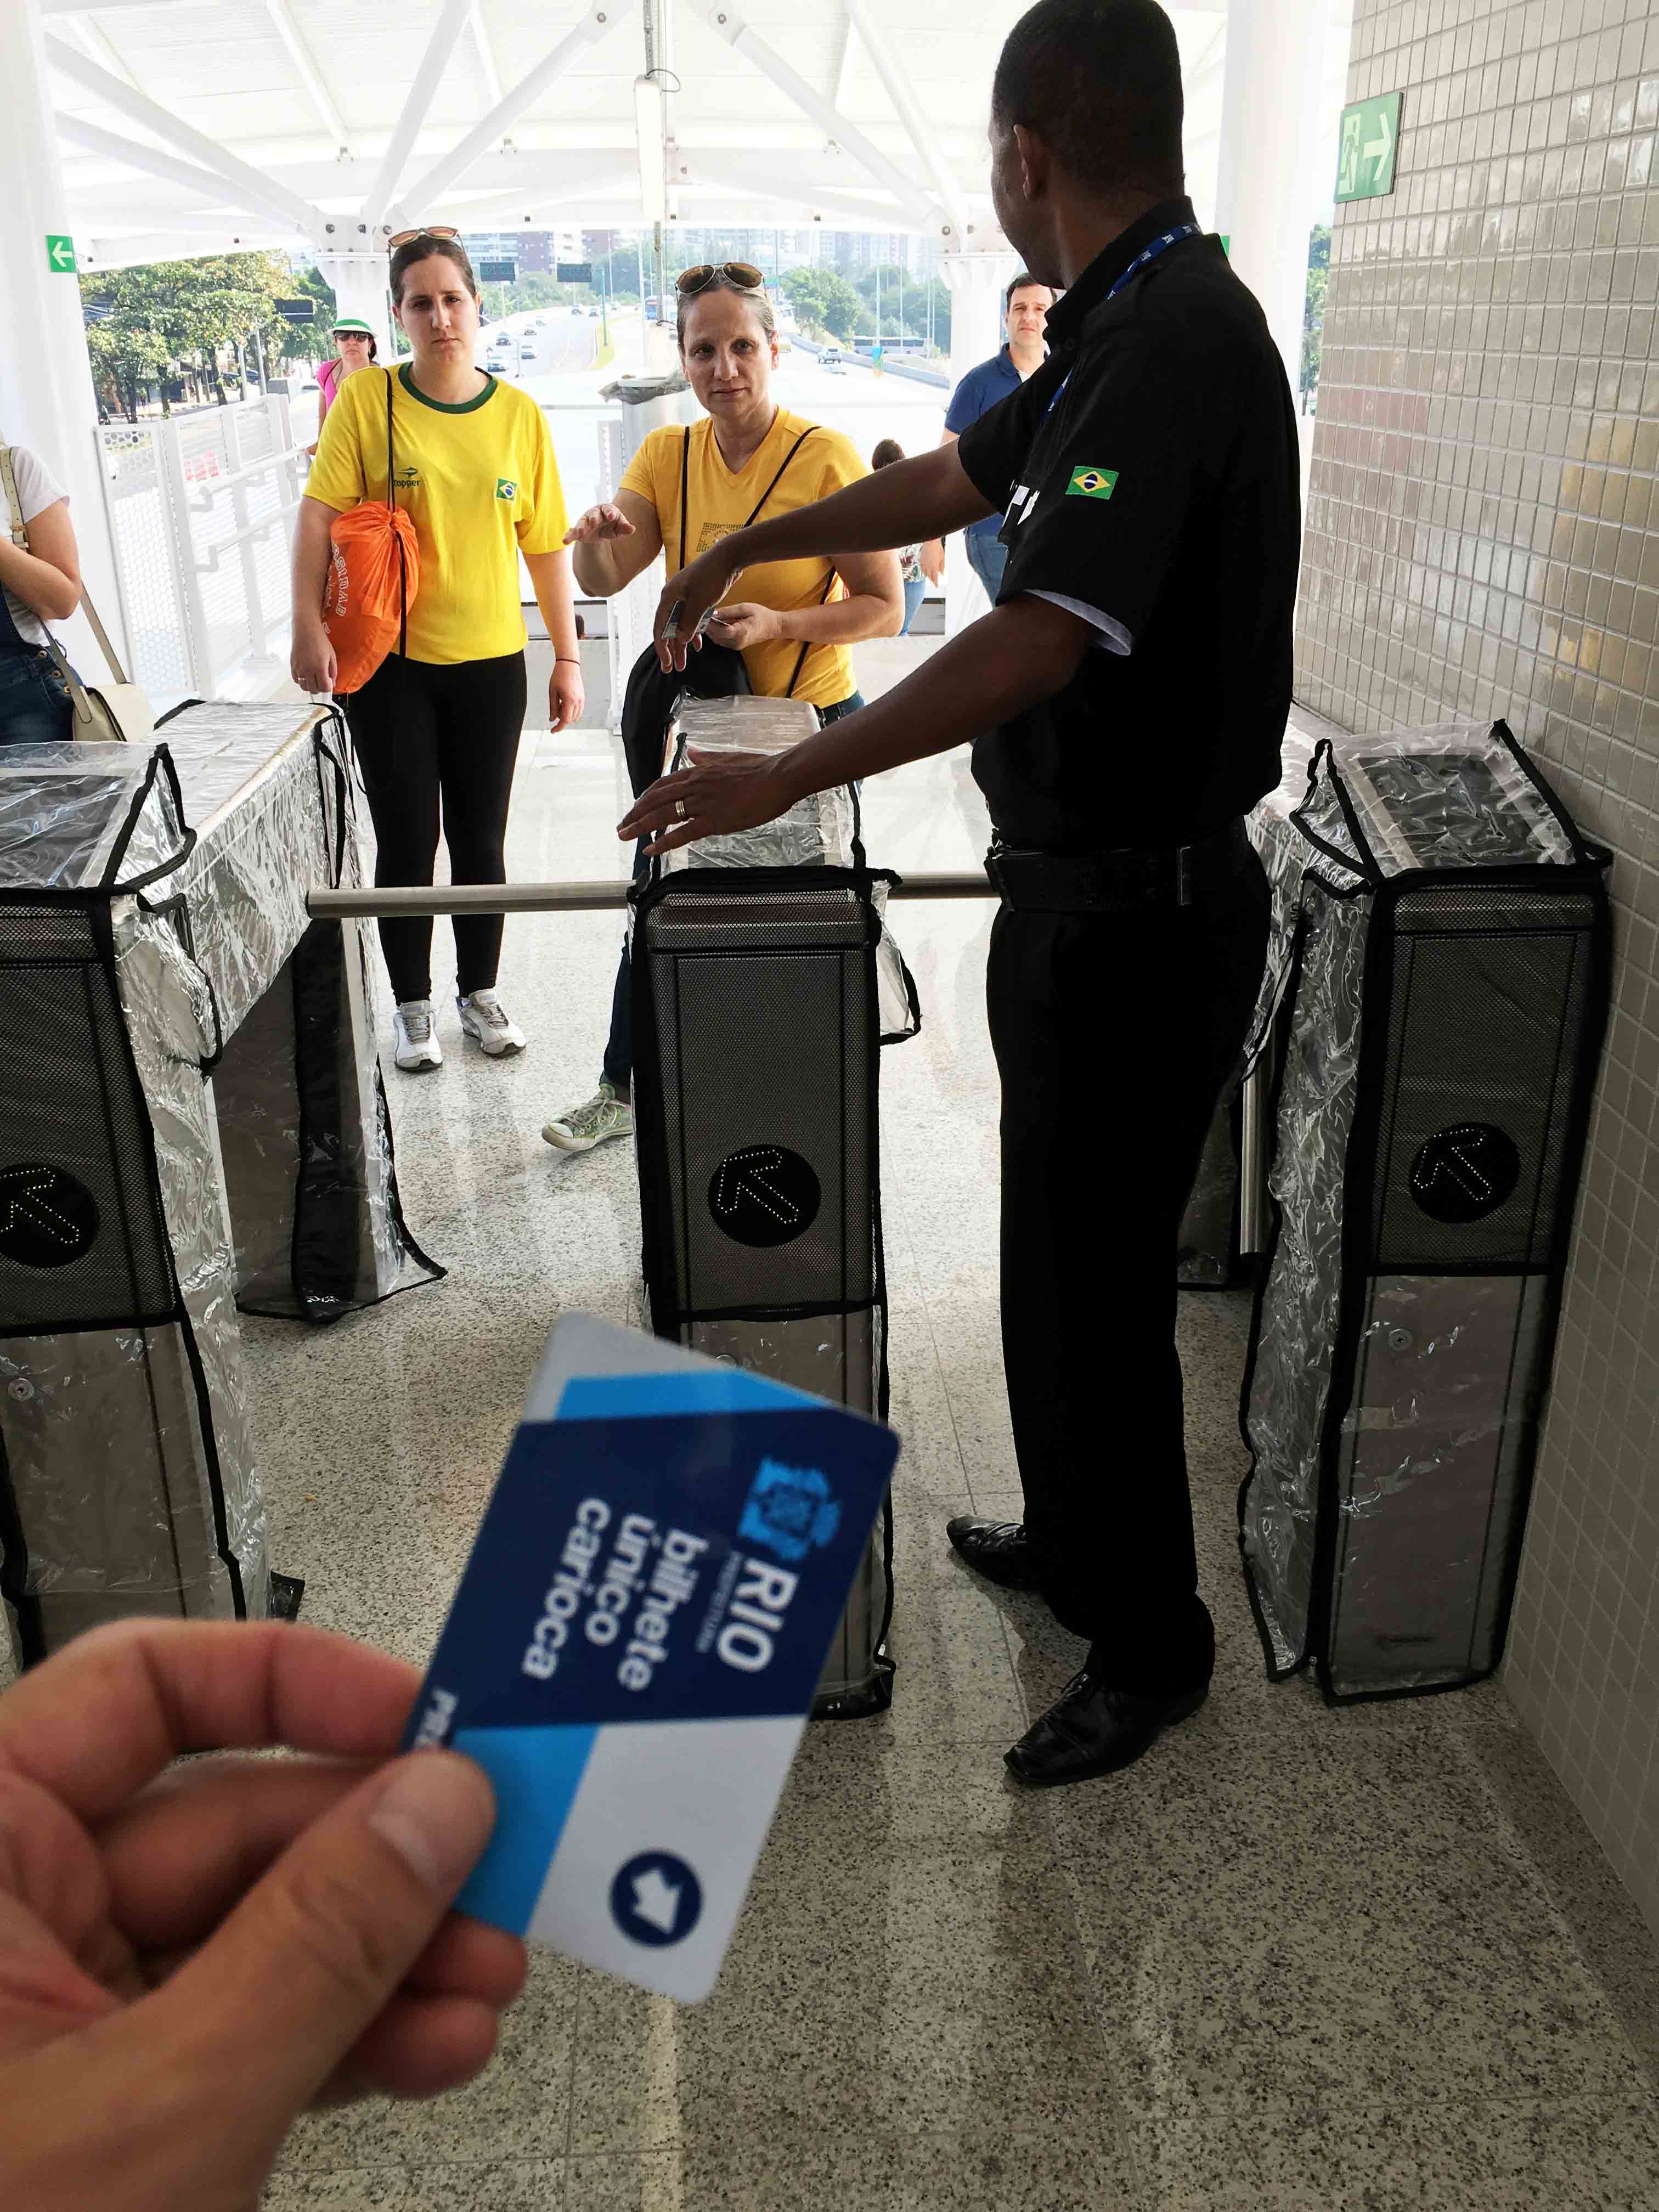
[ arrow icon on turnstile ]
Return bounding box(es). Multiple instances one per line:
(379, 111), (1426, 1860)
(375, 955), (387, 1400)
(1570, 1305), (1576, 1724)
(1363, 105), (1394, 180)
(713, 1147), (799, 1230)
(0, 1166), (84, 1250)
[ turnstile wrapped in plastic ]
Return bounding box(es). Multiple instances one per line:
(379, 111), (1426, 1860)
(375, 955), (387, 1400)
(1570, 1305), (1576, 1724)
(630, 698), (915, 1716)
(0, 708), (438, 1666)
(1238, 721), (1610, 1701)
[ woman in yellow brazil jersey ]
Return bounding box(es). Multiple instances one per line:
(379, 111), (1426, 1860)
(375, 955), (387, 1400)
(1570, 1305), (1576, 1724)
(290, 230), (582, 1071)
(540, 262), (904, 1155)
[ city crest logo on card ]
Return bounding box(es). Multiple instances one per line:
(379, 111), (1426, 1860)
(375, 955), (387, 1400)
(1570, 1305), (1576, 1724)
(737, 1458), (842, 1565)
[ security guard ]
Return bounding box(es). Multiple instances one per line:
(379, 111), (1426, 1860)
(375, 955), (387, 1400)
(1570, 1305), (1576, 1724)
(622, 0), (1301, 1787)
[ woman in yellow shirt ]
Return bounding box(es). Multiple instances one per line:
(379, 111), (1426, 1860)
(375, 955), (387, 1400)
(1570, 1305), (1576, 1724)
(291, 231), (582, 1071)
(541, 262), (904, 1153)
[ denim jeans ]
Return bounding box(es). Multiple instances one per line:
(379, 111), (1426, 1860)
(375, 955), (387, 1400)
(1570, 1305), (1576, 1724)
(965, 532), (1008, 604)
(0, 649), (74, 746)
(900, 576), (926, 634)
(602, 690), (867, 1091)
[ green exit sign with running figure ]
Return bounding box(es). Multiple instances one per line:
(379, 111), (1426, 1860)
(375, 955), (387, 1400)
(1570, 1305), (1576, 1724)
(1335, 92), (1401, 202)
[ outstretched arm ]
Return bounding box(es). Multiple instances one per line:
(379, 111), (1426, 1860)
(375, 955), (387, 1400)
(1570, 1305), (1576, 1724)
(620, 593), (1093, 855)
(653, 442), (995, 669)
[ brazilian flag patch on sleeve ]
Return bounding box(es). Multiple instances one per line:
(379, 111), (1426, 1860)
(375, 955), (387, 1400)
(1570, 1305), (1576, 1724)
(1066, 466), (1119, 500)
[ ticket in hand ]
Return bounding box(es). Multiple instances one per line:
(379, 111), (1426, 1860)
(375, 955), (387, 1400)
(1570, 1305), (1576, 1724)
(404, 1314), (900, 2001)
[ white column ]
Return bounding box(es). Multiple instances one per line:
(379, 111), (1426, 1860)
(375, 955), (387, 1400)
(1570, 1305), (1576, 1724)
(1212, 0), (1328, 397)
(318, 250), (394, 358)
(939, 248), (1015, 641)
(0, 0), (130, 674)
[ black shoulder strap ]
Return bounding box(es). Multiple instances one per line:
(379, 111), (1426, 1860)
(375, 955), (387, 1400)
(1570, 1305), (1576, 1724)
(679, 427), (689, 569)
(387, 368), (408, 660)
(783, 569), (837, 699)
(742, 425), (815, 527)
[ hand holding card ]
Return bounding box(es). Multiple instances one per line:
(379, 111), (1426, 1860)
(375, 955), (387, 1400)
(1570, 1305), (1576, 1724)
(405, 1316), (899, 2002)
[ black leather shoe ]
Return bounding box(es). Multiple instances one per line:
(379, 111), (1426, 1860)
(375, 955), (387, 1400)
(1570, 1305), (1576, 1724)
(946, 1515), (1043, 1592)
(1005, 1669), (1209, 1787)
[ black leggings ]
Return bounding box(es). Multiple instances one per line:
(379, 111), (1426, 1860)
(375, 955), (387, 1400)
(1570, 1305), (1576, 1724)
(343, 650), (526, 1005)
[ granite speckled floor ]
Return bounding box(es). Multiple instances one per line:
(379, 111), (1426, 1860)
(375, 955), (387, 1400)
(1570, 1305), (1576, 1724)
(229, 641), (1659, 2209)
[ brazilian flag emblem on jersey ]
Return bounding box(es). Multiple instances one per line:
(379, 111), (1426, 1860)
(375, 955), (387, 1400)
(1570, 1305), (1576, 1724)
(495, 478), (518, 501)
(1066, 466), (1118, 500)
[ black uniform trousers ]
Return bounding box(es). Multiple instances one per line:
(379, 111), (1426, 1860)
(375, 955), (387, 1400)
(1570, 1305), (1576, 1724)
(986, 826), (1270, 1696)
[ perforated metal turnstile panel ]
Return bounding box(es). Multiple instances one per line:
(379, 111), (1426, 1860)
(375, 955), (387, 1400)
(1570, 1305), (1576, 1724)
(631, 870), (895, 1717)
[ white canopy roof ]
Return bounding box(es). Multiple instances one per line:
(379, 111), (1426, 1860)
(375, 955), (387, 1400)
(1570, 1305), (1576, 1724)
(38, 0), (1351, 273)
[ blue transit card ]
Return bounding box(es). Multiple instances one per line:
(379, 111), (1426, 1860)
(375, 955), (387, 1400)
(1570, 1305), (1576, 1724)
(404, 1315), (900, 2001)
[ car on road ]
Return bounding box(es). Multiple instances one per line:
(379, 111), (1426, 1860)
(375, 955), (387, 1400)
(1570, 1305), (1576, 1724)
(588, 305), (599, 316)
(819, 347), (846, 373)
(572, 302), (585, 315)
(520, 341), (539, 362)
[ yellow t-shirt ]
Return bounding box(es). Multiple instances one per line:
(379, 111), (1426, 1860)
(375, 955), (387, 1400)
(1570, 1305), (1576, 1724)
(620, 410), (866, 709)
(306, 364), (568, 665)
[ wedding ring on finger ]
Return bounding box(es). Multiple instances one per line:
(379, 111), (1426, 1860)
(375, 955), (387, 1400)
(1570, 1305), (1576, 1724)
(675, 798), (687, 820)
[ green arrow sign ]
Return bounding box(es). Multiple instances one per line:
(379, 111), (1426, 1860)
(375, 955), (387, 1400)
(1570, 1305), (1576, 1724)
(46, 233), (77, 274)
(1336, 93), (1400, 201)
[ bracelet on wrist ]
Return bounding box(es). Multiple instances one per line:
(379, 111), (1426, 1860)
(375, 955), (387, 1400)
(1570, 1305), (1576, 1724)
(554, 655), (581, 664)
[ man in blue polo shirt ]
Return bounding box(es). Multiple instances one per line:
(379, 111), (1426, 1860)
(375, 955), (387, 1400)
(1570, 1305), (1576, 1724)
(919, 272), (1056, 601)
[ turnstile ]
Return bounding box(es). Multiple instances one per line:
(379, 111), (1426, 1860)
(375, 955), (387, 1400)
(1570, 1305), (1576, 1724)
(1238, 721), (1611, 1700)
(628, 698), (912, 1717)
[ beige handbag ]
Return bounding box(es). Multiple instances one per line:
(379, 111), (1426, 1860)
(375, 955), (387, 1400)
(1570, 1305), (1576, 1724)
(2, 443), (154, 744)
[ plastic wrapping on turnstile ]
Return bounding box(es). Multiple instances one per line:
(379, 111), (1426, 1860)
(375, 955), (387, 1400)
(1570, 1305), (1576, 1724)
(1237, 720), (1610, 1699)
(656, 696), (920, 1043)
(631, 697), (917, 1717)
(0, 709), (438, 1664)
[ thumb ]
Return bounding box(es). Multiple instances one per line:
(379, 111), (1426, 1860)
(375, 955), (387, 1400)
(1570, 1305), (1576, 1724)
(142, 1751), (495, 2128)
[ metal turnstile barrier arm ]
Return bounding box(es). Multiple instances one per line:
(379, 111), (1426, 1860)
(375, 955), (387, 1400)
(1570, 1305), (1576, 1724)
(303, 871), (1271, 1250)
(305, 873), (997, 919)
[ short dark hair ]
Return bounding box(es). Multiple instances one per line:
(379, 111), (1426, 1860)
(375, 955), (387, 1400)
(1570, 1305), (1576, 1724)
(871, 437), (905, 469)
(992, 0), (1184, 199)
(1005, 272), (1051, 311)
(390, 233), (479, 307)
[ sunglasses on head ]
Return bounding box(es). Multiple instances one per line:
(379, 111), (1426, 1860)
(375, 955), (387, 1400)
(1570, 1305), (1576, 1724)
(388, 224), (461, 252)
(675, 262), (766, 295)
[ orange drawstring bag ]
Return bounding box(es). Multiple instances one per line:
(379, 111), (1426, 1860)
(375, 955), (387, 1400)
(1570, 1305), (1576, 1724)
(322, 368), (419, 694)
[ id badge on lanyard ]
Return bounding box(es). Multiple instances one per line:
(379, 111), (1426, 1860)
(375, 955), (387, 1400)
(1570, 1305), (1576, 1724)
(1041, 222), (1203, 426)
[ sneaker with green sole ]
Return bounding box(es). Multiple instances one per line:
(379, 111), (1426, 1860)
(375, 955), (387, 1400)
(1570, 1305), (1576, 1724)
(542, 1081), (634, 1153)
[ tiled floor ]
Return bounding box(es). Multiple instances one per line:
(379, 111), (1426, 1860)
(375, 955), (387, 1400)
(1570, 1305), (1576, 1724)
(241, 641), (1659, 2209)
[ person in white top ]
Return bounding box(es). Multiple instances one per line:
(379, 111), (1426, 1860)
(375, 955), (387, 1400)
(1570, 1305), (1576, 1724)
(0, 440), (83, 746)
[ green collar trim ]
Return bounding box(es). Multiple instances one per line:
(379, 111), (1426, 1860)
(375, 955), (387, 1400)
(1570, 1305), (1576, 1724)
(398, 363), (497, 414)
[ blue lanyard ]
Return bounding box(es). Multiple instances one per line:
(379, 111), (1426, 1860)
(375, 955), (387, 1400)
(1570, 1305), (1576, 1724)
(1043, 221), (1203, 420)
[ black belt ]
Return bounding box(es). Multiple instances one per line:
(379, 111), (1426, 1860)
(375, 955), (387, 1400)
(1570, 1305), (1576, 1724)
(985, 817), (1248, 913)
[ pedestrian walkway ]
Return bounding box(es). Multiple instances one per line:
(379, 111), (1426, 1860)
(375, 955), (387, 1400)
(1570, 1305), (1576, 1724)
(242, 641), (1659, 2209)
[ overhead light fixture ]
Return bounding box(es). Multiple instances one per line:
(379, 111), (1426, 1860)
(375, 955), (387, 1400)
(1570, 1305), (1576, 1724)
(634, 75), (667, 225)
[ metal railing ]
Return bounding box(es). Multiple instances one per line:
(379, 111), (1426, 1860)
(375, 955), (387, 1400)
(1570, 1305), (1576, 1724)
(97, 394), (301, 702)
(306, 871), (996, 918)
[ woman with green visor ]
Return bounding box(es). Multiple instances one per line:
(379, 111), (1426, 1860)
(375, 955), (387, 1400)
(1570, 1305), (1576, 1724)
(306, 317), (376, 455)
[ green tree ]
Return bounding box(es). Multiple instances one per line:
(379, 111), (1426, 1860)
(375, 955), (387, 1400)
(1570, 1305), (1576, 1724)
(780, 265), (860, 343)
(1300, 223), (1330, 411)
(264, 262), (336, 373)
(80, 250), (289, 418)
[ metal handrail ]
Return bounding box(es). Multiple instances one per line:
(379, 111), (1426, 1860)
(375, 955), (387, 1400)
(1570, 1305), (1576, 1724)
(307, 871), (994, 919)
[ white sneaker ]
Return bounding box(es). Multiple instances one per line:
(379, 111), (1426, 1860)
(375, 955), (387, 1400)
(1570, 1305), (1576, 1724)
(458, 988), (526, 1057)
(542, 1081), (634, 1153)
(392, 999), (442, 1073)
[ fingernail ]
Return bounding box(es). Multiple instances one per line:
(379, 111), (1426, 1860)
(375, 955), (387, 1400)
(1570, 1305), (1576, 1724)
(368, 1752), (496, 1894)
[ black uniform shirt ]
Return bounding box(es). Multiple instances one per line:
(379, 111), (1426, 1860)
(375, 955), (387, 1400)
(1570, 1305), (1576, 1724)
(955, 197), (1301, 851)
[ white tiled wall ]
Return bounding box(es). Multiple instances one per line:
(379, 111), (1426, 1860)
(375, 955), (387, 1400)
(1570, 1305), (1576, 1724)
(1295, 0), (1659, 1933)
